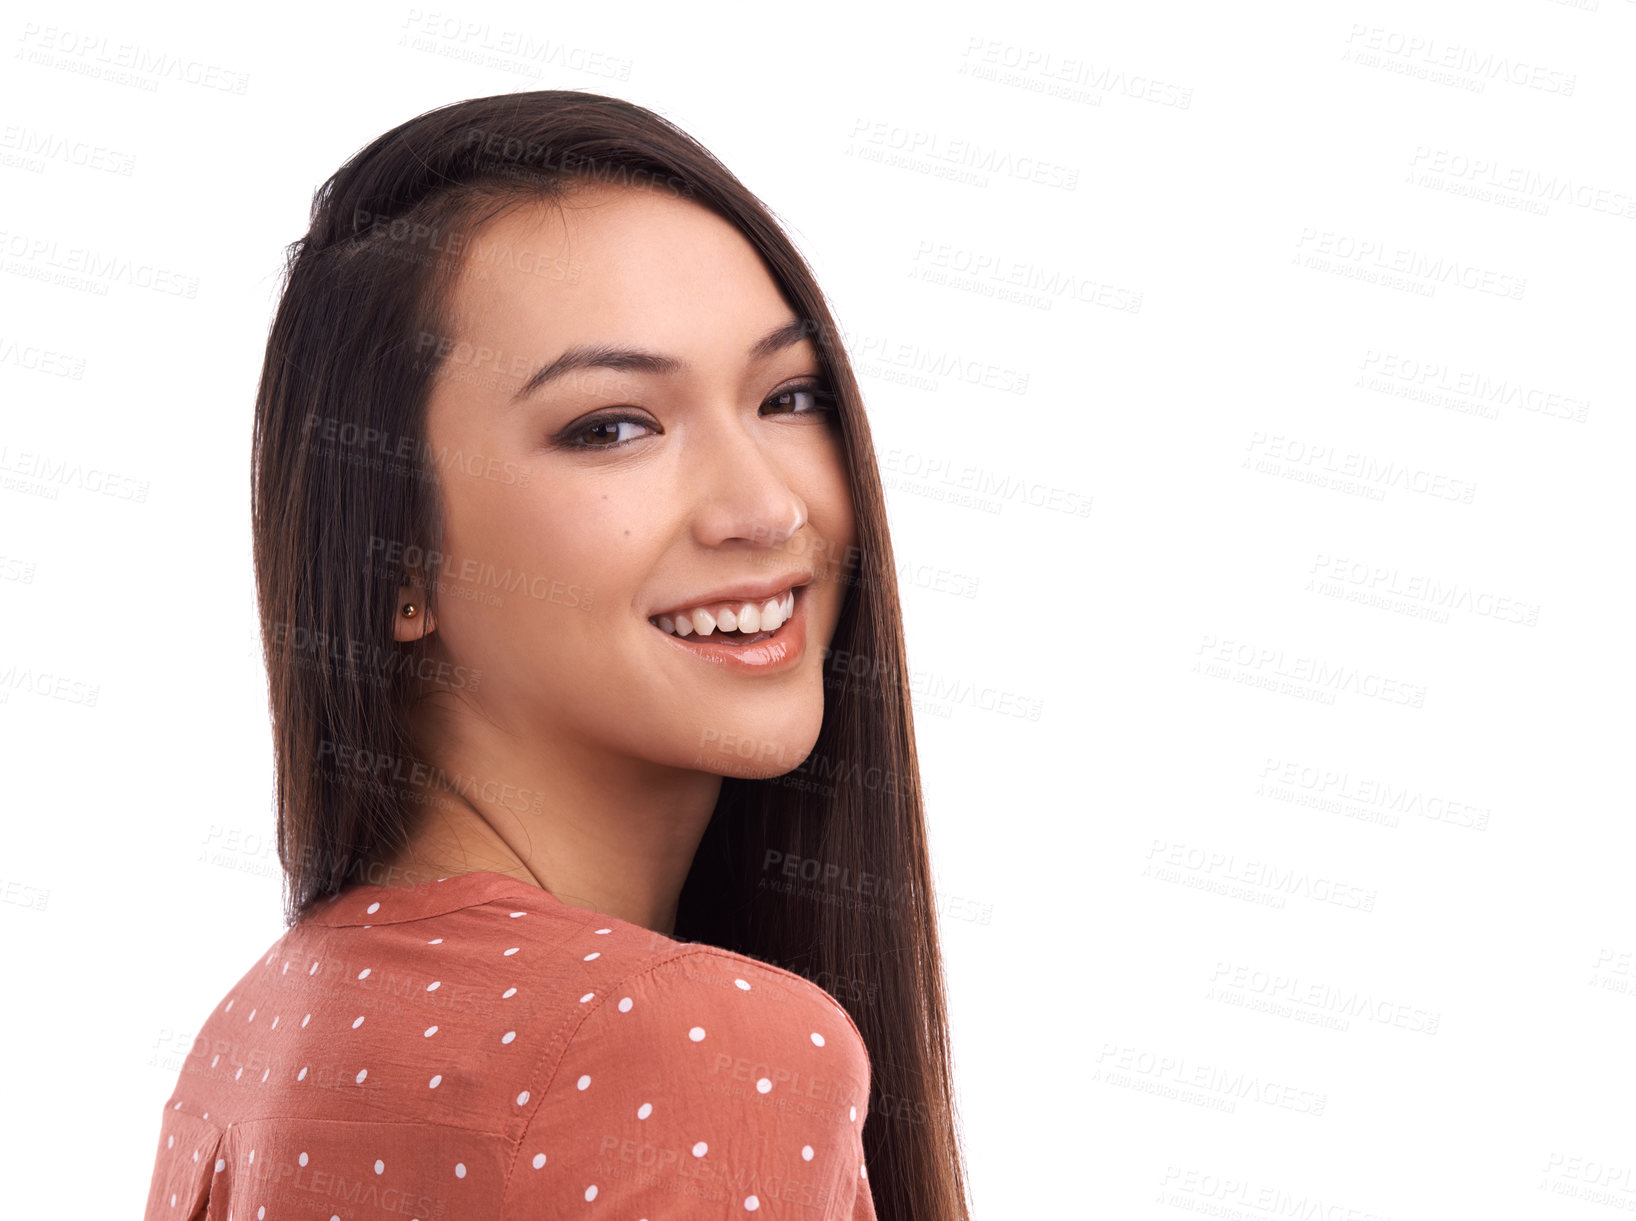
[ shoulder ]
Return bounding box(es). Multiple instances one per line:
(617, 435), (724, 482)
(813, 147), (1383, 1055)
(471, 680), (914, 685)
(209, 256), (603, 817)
(577, 943), (870, 1095)
(502, 945), (872, 1216)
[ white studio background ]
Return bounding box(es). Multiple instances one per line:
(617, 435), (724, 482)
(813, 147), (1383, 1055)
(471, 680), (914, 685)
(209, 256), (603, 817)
(2, 0), (1633, 1216)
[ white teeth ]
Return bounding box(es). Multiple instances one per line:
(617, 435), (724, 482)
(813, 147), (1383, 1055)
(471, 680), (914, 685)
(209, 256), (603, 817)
(652, 588), (795, 638)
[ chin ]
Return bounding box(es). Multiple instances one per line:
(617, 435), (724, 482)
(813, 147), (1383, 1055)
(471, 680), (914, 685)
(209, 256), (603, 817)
(681, 705), (825, 781)
(713, 751), (814, 783)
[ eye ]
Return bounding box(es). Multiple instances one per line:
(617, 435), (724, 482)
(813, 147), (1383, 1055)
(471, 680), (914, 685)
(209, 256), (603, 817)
(763, 382), (837, 416)
(558, 413), (659, 450)
(555, 381), (837, 452)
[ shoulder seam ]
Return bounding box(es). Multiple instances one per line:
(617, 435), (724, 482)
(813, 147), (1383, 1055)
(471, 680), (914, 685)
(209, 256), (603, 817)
(669, 944), (873, 1052)
(499, 942), (869, 1206)
(498, 943), (723, 1200)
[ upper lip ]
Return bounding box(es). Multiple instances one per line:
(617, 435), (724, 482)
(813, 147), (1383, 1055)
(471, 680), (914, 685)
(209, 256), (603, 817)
(648, 572), (813, 620)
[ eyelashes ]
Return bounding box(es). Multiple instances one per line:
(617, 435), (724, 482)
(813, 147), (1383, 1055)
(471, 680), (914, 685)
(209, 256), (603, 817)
(556, 380), (837, 452)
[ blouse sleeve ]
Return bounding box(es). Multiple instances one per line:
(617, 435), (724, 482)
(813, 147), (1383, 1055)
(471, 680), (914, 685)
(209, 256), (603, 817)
(502, 946), (876, 1218)
(141, 1106), (224, 1220)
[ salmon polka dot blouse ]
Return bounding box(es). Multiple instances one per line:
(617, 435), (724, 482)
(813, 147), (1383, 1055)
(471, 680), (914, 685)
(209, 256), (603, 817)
(142, 870), (877, 1219)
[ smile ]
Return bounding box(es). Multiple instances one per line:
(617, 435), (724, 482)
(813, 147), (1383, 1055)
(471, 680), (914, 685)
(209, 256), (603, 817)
(649, 586), (797, 642)
(646, 585), (807, 671)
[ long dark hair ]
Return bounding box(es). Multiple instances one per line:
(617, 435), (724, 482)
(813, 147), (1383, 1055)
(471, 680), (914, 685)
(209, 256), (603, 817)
(251, 90), (969, 1221)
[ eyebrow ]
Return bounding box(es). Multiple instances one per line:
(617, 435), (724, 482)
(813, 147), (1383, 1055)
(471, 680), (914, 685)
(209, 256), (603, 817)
(508, 316), (815, 403)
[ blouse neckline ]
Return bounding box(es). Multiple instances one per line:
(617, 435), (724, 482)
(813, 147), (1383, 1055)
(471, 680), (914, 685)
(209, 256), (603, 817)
(304, 869), (573, 927)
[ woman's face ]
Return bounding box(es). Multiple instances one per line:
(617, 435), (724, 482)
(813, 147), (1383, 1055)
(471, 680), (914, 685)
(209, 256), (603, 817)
(399, 184), (857, 781)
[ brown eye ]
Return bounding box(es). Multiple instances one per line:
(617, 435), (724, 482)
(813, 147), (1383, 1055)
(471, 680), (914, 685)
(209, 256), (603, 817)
(559, 414), (658, 450)
(764, 385), (835, 416)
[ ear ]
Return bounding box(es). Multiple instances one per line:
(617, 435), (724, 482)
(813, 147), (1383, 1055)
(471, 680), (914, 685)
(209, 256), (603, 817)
(392, 585), (437, 642)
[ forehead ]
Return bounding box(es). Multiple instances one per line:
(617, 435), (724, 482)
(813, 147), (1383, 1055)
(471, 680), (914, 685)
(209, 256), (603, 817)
(444, 184), (790, 355)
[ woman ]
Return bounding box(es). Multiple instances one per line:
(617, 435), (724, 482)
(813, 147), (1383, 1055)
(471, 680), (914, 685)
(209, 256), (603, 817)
(143, 91), (969, 1220)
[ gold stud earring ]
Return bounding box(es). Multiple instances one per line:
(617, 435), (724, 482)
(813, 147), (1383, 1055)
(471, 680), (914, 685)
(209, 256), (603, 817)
(401, 603), (417, 618)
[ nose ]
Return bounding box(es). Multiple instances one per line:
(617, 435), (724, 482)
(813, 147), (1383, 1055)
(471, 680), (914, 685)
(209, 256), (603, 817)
(686, 410), (809, 550)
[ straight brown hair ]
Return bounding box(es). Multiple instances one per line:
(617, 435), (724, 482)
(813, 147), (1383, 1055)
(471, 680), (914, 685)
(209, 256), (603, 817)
(250, 90), (969, 1221)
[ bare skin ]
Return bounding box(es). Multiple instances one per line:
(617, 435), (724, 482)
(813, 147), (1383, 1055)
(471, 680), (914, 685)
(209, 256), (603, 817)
(368, 183), (858, 936)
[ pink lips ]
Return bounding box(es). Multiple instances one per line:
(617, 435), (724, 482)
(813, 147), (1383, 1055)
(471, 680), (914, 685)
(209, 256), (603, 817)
(648, 573), (813, 622)
(648, 583), (808, 673)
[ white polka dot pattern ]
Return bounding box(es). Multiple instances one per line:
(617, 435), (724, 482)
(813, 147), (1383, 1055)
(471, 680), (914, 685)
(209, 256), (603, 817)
(520, 947), (874, 1215)
(138, 870), (878, 1220)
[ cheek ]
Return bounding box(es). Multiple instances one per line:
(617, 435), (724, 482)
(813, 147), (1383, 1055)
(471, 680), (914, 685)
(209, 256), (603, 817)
(446, 474), (597, 577)
(809, 446), (858, 571)
(435, 474), (668, 645)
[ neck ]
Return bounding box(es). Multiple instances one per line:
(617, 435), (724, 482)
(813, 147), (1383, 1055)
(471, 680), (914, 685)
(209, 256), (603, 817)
(366, 715), (722, 936)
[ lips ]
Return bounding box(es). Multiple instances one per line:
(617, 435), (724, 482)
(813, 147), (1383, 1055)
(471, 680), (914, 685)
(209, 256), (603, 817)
(647, 574), (812, 633)
(651, 587), (796, 640)
(646, 581), (809, 672)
